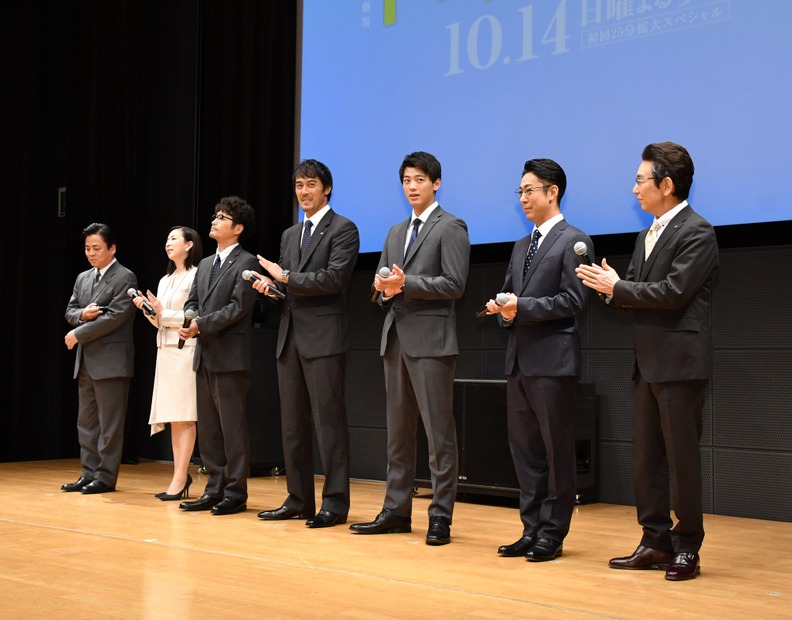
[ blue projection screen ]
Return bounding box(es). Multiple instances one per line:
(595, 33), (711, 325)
(299, 0), (792, 253)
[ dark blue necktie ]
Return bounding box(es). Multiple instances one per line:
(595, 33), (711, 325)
(300, 220), (313, 257)
(405, 218), (421, 260)
(209, 254), (221, 286)
(522, 230), (542, 279)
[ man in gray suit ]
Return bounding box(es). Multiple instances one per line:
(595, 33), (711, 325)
(178, 196), (259, 516)
(486, 159), (593, 562)
(350, 151), (470, 545)
(577, 142), (718, 581)
(63, 223), (136, 494)
(252, 159), (360, 528)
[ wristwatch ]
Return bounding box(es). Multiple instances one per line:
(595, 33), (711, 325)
(280, 269), (290, 284)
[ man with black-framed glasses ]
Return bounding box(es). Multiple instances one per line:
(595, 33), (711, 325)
(178, 196), (259, 516)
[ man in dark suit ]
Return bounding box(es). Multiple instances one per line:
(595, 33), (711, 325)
(577, 142), (718, 581)
(251, 159), (359, 528)
(349, 151), (470, 545)
(178, 196), (259, 516)
(63, 223), (136, 494)
(486, 159), (593, 562)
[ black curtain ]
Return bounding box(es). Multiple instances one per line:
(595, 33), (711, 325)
(2, 1), (296, 462)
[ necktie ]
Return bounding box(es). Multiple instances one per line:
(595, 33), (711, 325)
(209, 254), (221, 286)
(644, 220), (662, 260)
(92, 269), (101, 292)
(300, 220), (313, 257)
(405, 218), (421, 260)
(522, 230), (542, 279)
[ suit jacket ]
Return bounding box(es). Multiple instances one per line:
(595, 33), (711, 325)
(501, 220), (593, 377)
(184, 245), (259, 373)
(272, 209), (360, 359)
(377, 206), (470, 357)
(611, 205), (718, 383)
(65, 260), (136, 380)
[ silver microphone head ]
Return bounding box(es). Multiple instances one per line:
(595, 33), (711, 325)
(241, 270), (253, 281)
(126, 288), (137, 298)
(184, 309), (196, 320)
(573, 241), (588, 257)
(378, 266), (392, 277)
(495, 292), (509, 306)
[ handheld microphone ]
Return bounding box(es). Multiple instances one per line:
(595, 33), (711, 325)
(371, 266), (393, 303)
(127, 288), (155, 316)
(574, 241), (593, 265)
(178, 309), (196, 350)
(476, 292), (510, 318)
(242, 270), (285, 299)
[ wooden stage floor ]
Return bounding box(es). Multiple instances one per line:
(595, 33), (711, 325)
(1, 459), (790, 619)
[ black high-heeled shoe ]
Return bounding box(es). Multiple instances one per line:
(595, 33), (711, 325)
(158, 473), (193, 501)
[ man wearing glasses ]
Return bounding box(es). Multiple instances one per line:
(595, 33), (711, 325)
(576, 142), (718, 581)
(485, 159), (593, 562)
(178, 196), (259, 516)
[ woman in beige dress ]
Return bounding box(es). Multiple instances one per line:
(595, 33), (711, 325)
(132, 226), (202, 500)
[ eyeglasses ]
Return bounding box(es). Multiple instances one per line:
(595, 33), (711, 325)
(635, 176), (655, 185)
(515, 185), (551, 198)
(211, 213), (234, 223)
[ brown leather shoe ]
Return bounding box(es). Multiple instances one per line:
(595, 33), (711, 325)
(665, 552), (701, 581)
(609, 545), (674, 570)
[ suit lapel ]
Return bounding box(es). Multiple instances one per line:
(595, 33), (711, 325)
(207, 246), (240, 296)
(519, 221), (565, 294)
(91, 261), (118, 302)
(298, 210), (333, 270)
(404, 207), (443, 266)
(639, 206), (690, 280)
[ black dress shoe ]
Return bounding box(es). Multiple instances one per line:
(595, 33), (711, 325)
(258, 505), (314, 520)
(306, 509), (347, 528)
(425, 516), (451, 545)
(498, 536), (535, 557)
(62, 476), (93, 492)
(609, 545), (674, 570)
(211, 497), (247, 515)
(179, 494), (222, 511)
(349, 509), (412, 534)
(665, 552), (701, 581)
(81, 480), (115, 494)
(525, 538), (563, 562)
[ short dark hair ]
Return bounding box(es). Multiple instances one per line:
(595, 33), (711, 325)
(214, 196), (256, 241)
(166, 226), (203, 275)
(293, 159), (333, 201)
(642, 142), (694, 200)
(82, 222), (115, 247)
(522, 158), (567, 205)
(399, 151), (441, 183)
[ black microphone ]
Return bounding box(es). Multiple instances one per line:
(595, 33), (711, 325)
(242, 270), (285, 299)
(370, 266), (392, 303)
(574, 241), (593, 265)
(178, 309), (196, 350)
(475, 292), (510, 318)
(127, 288), (155, 316)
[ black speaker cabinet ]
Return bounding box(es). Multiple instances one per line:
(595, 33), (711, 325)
(416, 380), (597, 504)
